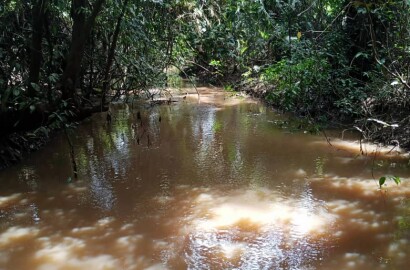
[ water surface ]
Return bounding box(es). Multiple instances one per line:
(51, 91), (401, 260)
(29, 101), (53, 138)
(0, 87), (409, 269)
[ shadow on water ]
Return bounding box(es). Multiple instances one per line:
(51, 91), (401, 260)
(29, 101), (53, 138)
(0, 87), (409, 269)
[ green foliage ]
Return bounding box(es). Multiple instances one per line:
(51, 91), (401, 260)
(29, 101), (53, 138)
(256, 25), (372, 120)
(223, 85), (234, 92)
(167, 73), (184, 89)
(0, 0), (180, 136)
(379, 175), (402, 188)
(174, 0), (278, 77)
(261, 54), (331, 117)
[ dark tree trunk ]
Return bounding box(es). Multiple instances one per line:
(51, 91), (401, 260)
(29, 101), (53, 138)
(101, 0), (129, 106)
(28, 0), (47, 97)
(61, 0), (105, 101)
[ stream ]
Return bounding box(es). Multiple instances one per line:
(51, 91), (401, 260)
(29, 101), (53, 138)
(0, 87), (409, 269)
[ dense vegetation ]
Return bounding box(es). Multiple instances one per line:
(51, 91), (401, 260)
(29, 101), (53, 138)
(1, 0), (410, 167)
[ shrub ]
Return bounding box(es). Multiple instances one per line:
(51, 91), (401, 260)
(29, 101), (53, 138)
(260, 39), (366, 121)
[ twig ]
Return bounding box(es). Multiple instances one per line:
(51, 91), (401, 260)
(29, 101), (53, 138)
(297, 1), (316, 17)
(322, 129), (333, 147)
(316, 2), (352, 40)
(64, 128), (78, 179)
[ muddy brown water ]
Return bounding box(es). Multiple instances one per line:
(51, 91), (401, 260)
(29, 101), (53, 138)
(0, 87), (409, 270)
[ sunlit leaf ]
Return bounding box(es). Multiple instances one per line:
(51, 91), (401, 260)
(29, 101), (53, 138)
(392, 176), (401, 185)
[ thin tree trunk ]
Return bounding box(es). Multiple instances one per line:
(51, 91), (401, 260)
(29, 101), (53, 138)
(101, 0), (129, 106)
(28, 0), (47, 97)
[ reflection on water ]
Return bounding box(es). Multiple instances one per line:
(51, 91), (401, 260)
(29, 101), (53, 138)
(183, 188), (332, 269)
(0, 87), (409, 269)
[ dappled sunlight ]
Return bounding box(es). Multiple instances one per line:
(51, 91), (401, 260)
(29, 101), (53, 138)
(0, 226), (39, 248)
(304, 176), (410, 269)
(158, 183), (409, 269)
(0, 185), (337, 269)
(0, 215), (158, 270)
(0, 175), (409, 269)
(2, 169), (409, 269)
(171, 187), (337, 269)
(387, 239), (408, 259)
(0, 193), (21, 207)
(326, 199), (389, 233)
(176, 86), (257, 107)
(34, 236), (120, 270)
(190, 189), (332, 236)
(310, 175), (410, 198)
(314, 139), (409, 160)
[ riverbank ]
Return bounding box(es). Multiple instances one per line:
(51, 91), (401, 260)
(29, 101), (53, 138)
(0, 129), (49, 170)
(0, 100), (108, 170)
(225, 75), (410, 153)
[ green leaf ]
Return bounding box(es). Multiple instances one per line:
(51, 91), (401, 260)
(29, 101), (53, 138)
(259, 30), (268, 39)
(353, 52), (369, 60)
(392, 176), (401, 185)
(35, 126), (49, 137)
(48, 73), (59, 83)
(209, 59), (221, 67)
(30, 82), (40, 92)
(379, 176), (386, 187)
(13, 88), (20, 96)
(29, 105), (36, 113)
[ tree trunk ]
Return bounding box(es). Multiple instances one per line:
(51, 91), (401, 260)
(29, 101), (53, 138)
(28, 0), (47, 97)
(101, 0), (129, 106)
(61, 0), (105, 101)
